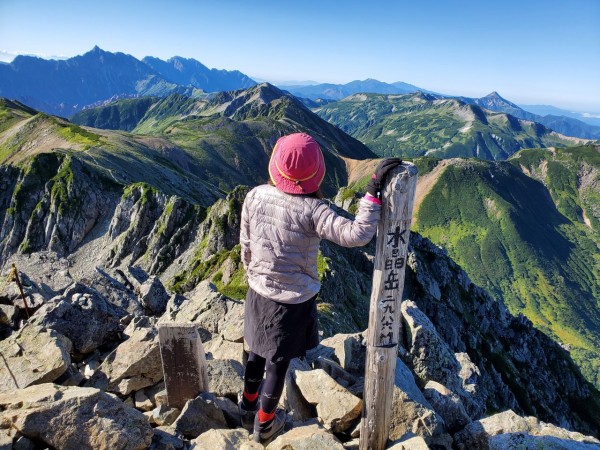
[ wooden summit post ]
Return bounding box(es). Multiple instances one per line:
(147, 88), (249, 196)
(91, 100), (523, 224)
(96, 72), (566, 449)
(359, 162), (417, 450)
(158, 323), (209, 410)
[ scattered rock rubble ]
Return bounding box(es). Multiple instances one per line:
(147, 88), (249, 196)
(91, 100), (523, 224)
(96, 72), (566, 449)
(0, 234), (599, 448)
(0, 271), (597, 450)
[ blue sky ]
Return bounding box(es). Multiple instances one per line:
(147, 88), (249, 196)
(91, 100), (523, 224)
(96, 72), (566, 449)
(1, 0), (599, 111)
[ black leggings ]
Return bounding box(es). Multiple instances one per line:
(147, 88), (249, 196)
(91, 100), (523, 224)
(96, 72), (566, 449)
(244, 352), (290, 414)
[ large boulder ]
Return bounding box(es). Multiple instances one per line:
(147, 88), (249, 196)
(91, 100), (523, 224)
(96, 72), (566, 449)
(87, 317), (163, 395)
(400, 300), (484, 419)
(205, 336), (245, 364)
(172, 393), (228, 439)
(422, 381), (470, 433)
(401, 300), (461, 388)
(295, 369), (362, 433)
(306, 333), (366, 375)
(454, 410), (600, 450)
(0, 383), (153, 450)
(30, 287), (123, 354)
(280, 358), (314, 423)
(138, 276), (170, 316)
(0, 325), (71, 393)
(207, 358), (244, 400)
(90, 269), (145, 316)
(160, 281), (245, 343)
(390, 358), (451, 449)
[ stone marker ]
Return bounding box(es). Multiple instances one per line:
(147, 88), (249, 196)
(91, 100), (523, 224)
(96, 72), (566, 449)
(158, 323), (209, 409)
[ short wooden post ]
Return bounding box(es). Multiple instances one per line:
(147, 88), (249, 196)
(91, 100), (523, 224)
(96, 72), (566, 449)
(359, 162), (418, 450)
(158, 323), (209, 410)
(11, 264), (31, 318)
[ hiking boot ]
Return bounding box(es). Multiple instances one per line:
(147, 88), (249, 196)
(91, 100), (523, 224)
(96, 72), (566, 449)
(252, 409), (286, 446)
(237, 394), (258, 432)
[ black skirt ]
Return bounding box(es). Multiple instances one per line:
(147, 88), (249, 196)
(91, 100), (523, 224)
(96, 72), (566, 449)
(244, 288), (319, 362)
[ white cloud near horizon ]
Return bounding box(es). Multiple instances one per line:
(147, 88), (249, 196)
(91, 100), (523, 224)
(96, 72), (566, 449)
(0, 50), (69, 63)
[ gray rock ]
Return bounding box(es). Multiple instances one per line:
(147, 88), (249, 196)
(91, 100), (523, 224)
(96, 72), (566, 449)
(149, 426), (185, 450)
(87, 317), (163, 395)
(280, 358), (314, 423)
(400, 300), (484, 419)
(266, 423), (344, 450)
(454, 410), (600, 450)
(0, 304), (18, 326)
(159, 281), (243, 342)
(423, 381), (470, 433)
(205, 337), (245, 364)
(152, 404), (181, 426)
(153, 389), (169, 407)
(135, 390), (154, 411)
(144, 382), (167, 407)
(89, 268), (145, 316)
(190, 428), (250, 450)
(209, 394), (242, 429)
(312, 357), (361, 394)
(220, 301), (245, 343)
(390, 358), (451, 449)
(30, 288), (123, 354)
(454, 352), (480, 394)
(207, 358), (244, 399)
(0, 325), (71, 393)
(172, 392), (228, 439)
(306, 333), (366, 375)
(138, 276), (169, 316)
(0, 383), (153, 450)
(401, 300), (461, 389)
(295, 369), (362, 433)
(0, 253), (73, 300)
(57, 363), (85, 387)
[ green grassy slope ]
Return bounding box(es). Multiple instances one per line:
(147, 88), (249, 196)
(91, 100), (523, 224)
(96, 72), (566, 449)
(70, 97), (159, 131)
(315, 93), (590, 159)
(412, 146), (600, 387)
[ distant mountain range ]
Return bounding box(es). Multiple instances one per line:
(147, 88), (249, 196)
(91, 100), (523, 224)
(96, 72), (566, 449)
(465, 92), (600, 140)
(520, 104), (600, 127)
(315, 92), (590, 159)
(0, 46), (256, 117)
(281, 78), (432, 101)
(1, 47), (598, 142)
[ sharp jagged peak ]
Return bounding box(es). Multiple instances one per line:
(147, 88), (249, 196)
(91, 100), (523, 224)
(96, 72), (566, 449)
(484, 91), (503, 98)
(479, 91), (522, 109)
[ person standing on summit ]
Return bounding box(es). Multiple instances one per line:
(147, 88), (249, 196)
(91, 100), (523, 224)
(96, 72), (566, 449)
(238, 132), (401, 444)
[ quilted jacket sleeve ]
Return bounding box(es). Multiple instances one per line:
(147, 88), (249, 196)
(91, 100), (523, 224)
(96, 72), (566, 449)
(240, 192), (252, 270)
(312, 197), (381, 247)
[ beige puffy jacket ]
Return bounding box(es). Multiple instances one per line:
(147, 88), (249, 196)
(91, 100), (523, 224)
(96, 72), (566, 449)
(240, 184), (381, 304)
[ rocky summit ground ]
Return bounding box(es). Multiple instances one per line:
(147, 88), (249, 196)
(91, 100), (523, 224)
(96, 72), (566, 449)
(0, 228), (599, 448)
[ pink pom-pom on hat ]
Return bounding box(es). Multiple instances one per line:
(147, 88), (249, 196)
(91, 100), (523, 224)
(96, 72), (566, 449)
(268, 133), (326, 194)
